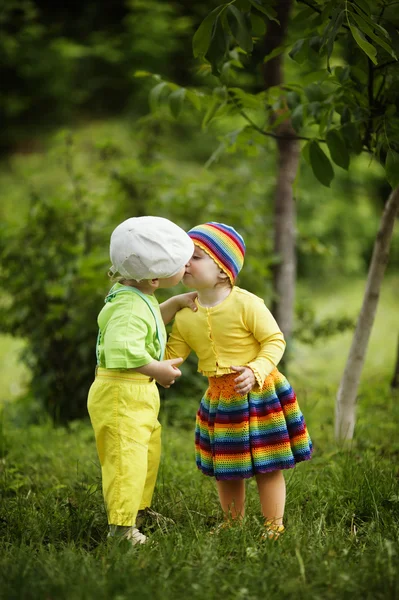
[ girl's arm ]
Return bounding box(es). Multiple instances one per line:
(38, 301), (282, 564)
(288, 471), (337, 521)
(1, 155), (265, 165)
(164, 319), (192, 363)
(160, 292), (198, 324)
(244, 300), (286, 388)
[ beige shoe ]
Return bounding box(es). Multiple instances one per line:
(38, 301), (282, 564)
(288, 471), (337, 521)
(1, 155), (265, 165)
(108, 525), (147, 546)
(125, 527), (147, 545)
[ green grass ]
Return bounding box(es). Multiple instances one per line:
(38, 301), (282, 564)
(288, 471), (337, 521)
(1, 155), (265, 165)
(1, 373), (399, 599)
(1, 275), (398, 598)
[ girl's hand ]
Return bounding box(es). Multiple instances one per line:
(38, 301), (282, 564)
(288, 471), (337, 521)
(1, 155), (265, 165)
(177, 291), (198, 312)
(231, 366), (256, 395)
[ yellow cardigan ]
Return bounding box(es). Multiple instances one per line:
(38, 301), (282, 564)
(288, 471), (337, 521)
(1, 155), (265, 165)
(165, 287), (286, 388)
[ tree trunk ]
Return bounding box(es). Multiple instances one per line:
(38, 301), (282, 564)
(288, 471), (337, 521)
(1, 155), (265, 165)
(335, 185), (399, 441)
(263, 0), (299, 342)
(391, 334), (399, 390)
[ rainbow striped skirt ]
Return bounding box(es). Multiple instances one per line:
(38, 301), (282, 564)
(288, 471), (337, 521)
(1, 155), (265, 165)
(195, 369), (312, 480)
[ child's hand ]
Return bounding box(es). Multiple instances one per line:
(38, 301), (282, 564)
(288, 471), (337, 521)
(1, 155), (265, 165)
(156, 358), (183, 388)
(231, 366), (256, 395)
(177, 292), (198, 312)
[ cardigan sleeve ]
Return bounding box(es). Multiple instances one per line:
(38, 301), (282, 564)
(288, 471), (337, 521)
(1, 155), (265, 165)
(165, 319), (192, 362)
(244, 299), (286, 387)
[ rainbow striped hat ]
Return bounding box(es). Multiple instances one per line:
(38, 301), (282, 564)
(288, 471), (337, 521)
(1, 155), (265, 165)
(188, 222), (246, 284)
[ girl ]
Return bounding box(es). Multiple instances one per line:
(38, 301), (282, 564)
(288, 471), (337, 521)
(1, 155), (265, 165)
(166, 222), (312, 539)
(87, 216), (196, 545)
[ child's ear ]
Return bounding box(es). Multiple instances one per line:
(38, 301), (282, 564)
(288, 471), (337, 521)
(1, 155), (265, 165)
(218, 270), (229, 282)
(150, 278), (160, 289)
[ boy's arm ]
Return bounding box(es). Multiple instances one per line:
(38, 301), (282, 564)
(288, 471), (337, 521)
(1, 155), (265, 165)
(134, 357), (183, 388)
(159, 292), (198, 324)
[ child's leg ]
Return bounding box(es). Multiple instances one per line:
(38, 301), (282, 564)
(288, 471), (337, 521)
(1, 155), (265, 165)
(255, 470), (286, 526)
(88, 376), (160, 527)
(139, 421), (162, 510)
(216, 479), (246, 519)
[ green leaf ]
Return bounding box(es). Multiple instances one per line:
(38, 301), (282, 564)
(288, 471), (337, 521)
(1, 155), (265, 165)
(289, 39), (309, 64)
(169, 88), (186, 118)
(134, 70), (152, 78)
(302, 141), (311, 165)
(227, 5), (253, 53)
(326, 130), (350, 170)
(321, 8), (344, 71)
(202, 96), (222, 129)
(186, 90), (202, 111)
(309, 141), (334, 187)
(206, 16), (229, 75)
(193, 5), (226, 58)
(250, 12), (266, 37)
(291, 105), (304, 132)
(353, 0), (370, 16)
(350, 12), (397, 59)
(385, 150), (399, 188)
(263, 45), (286, 64)
(341, 123), (363, 154)
(248, 0), (278, 22)
(349, 24), (378, 64)
(149, 81), (168, 112)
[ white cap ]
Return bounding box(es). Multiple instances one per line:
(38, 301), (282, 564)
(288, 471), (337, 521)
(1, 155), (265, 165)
(109, 216), (194, 280)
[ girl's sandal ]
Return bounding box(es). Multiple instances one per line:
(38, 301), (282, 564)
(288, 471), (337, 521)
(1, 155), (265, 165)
(260, 523), (285, 541)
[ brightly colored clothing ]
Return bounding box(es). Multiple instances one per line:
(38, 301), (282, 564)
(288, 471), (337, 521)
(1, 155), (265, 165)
(88, 369), (161, 525)
(96, 283), (166, 368)
(165, 286), (285, 387)
(88, 284), (166, 527)
(195, 371), (312, 480)
(166, 286), (312, 481)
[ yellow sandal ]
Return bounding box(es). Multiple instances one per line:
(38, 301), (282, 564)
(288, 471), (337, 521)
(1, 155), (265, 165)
(260, 521), (285, 541)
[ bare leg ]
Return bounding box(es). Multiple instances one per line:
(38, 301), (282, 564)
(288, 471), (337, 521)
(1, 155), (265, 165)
(216, 479), (246, 519)
(256, 471), (286, 526)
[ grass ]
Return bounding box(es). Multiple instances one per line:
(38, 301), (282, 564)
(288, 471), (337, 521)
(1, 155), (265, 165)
(1, 371), (399, 599)
(1, 275), (398, 599)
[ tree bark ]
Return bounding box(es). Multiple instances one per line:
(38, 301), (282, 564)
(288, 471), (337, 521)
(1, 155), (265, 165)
(335, 185), (399, 441)
(391, 334), (399, 390)
(263, 0), (299, 342)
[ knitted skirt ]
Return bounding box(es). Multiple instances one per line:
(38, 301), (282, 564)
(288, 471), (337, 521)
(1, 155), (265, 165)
(195, 369), (312, 480)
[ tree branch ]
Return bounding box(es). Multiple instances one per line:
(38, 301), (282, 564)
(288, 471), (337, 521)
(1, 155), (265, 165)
(375, 60), (398, 71)
(296, 0), (321, 14)
(237, 106), (323, 142)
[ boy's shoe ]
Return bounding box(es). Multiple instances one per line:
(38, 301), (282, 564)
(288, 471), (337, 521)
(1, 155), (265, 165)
(125, 527), (147, 545)
(108, 525), (147, 546)
(136, 508), (175, 532)
(260, 521), (285, 541)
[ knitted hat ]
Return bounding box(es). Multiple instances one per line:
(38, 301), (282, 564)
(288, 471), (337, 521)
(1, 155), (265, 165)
(188, 222), (245, 284)
(110, 216), (194, 281)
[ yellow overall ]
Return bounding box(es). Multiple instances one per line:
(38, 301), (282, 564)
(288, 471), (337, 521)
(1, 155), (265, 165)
(87, 368), (161, 526)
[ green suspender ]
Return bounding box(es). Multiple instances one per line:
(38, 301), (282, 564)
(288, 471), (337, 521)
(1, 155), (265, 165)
(96, 284), (166, 366)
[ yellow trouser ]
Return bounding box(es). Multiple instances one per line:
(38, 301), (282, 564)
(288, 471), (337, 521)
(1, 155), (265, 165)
(87, 368), (161, 526)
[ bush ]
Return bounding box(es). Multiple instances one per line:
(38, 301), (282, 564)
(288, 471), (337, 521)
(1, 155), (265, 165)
(0, 170), (108, 422)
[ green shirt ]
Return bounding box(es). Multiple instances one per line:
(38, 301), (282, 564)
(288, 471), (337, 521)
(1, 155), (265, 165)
(97, 284), (166, 369)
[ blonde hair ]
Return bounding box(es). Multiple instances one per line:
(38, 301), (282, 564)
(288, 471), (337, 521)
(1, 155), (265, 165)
(107, 270), (139, 286)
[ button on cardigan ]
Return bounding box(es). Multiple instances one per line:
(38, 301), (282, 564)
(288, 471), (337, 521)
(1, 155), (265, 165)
(165, 287), (286, 388)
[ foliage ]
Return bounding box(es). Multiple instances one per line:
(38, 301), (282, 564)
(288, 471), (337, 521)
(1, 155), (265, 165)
(1, 116), (398, 420)
(145, 0), (399, 188)
(0, 144), (109, 421)
(0, 0), (196, 152)
(1, 376), (399, 598)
